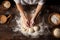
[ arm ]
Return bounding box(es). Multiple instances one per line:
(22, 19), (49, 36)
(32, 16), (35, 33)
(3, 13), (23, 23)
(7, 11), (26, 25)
(32, 0), (45, 19)
(33, 4), (43, 19)
(14, 0), (29, 27)
(30, 0), (45, 26)
(14, 0), (27, 18)
(16, 3), (26, 18)
(30, 4), (43, 26)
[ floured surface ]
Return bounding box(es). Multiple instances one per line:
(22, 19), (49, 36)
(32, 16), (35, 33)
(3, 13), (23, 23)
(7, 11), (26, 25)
(0, 5), (60, 40)
(13, 14), (50, 38)
(11, 5), (51, 38)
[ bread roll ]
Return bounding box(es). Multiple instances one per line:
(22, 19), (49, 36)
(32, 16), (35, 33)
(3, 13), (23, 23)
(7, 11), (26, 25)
(53, 28), (60, 38)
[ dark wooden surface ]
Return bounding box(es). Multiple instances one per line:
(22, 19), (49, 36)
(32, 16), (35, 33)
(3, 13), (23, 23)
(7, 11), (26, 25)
(0, 0), (60, 40)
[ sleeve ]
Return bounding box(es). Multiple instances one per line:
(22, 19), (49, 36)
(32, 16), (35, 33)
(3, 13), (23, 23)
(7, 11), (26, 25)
(14, 0), (20, 4)
(38, 0), (45, 5)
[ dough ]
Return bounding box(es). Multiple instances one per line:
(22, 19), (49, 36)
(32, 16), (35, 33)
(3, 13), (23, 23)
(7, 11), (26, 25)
(51, 14), (60, 25)
(33, 26), (40, 31)
(3, 1), (11, 9)
(29, 28), (34, 33)
(21, 27), (27, 32)
(53, 28), (60, 38)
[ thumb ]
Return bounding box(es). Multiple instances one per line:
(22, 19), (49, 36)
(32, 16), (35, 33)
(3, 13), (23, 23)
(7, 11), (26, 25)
(30, 21), (34, 27)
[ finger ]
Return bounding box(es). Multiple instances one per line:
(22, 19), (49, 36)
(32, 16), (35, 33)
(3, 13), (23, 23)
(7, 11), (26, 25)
(30, 22), (33, 27)
(24, 21), (29, 27)
(26, 23), (29, 27)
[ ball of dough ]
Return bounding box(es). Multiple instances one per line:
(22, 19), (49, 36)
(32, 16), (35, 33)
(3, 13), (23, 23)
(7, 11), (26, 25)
(3, 1), (11, 9)
(33, 26), (40, 31)
(53, 28), (60, 38)
(29, 28), (34, 33)
(0, 15), (7, 24)
(51, 14), (60, 25)
(21, 27), (26, 32)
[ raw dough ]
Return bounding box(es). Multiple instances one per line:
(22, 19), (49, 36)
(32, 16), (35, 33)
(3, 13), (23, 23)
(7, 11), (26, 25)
(29, 28), (34, 33)
(21, 27), (27, 32)
(53, 28), (60, 38)
(15, 16), (44, 38)
(33, 26), (40, 31)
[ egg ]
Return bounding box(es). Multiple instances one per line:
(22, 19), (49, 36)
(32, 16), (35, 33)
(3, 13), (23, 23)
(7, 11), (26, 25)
(53, 28), (60, 38)
(33, 26), (40, 31)
(3, 1), (11, 9)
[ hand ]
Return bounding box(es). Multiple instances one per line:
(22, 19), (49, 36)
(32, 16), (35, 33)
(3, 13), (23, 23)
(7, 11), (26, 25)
(21, 14), (29, 27)
(30, 18), (34, 27)
(30, 14), (36, 27)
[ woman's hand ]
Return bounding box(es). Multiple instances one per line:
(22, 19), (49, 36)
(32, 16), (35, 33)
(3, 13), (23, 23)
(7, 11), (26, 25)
(30, 4), (43, 27)
(21, 13), (29, 27)
(30, 14), (36, 27)
(30, 18), (34, 27)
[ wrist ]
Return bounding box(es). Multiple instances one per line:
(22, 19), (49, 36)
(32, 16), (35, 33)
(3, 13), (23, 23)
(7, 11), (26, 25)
(21, 14), (26, 18)
(20, 11), (26, 17)
(32, 16), (35, 20)
(21, 14), (27, 19)
(33, 13), (37, 19)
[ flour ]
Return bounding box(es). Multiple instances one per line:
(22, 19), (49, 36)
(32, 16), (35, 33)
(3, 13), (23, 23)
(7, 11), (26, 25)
(12, 15), (50, 38)
(51, 14), (60, 24)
